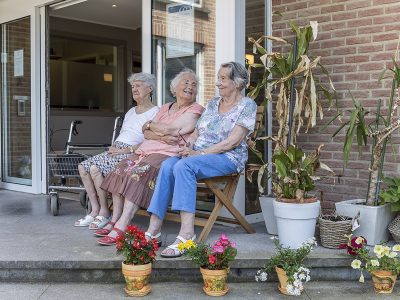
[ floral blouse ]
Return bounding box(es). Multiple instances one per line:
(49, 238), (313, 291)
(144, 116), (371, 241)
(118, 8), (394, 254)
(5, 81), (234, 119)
(194, 97), (257, 172)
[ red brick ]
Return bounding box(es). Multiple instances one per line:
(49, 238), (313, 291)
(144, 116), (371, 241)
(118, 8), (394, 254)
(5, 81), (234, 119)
(322, 57), (344, 65)
(321, 4), (345, 13)
(373, 33), (400, 42)
(386, 5), (400, 14)
(322, 22), (347, 31)
(372, 90), (391, 97)
(359, 44), (384, 53)
(309, 0), (331, 7)
(374, 15), (400, 25)
(298, 8), (320, 17)
(371, 52), (394, 61)
(333, 65), (357, 73)
(346, 36), (371, 45)
(357, 81), (380, 89)
(311, 15), (332, 23)
(347, 19), (372, 28)
(272, 22), (286, 30)
(386, 42), (400, 51)
(333, 47), (357, 55)
(346, 73), (370, 81)
(358, 26), (384, 35)
(285, 2), (308, 12)
(332, 12), (357, 21)
(282, 0), (297, 3)
(358, 8), (384, 18)
(272, 0), (281, 5)
(334, 82), (356, 90)
(321, 39), (345, 48)
(358, 62), (385, 71)
(386, 24), (400, 32)
(345, 56), (370, 63)
(347, 0), (372, 10)
(332, 29), (356, 38)
(373, 0), (398, 4)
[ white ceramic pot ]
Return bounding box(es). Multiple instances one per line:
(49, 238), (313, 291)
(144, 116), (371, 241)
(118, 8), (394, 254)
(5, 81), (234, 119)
(273, 200), (320, 249)
(335, 199), (396, 245)
(259, 195), (278, 235)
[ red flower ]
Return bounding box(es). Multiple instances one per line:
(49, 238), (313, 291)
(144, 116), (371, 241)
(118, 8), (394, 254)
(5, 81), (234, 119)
(141, 240), (147, 247)
(351, 237), (363, 248)
(208, 255), (217, 265)
(140, 256), (144, 261)
(339, 244), (347, 250)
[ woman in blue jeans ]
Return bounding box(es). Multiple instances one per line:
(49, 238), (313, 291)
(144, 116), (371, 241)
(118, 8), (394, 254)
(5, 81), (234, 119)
(145, 62), (257, 257)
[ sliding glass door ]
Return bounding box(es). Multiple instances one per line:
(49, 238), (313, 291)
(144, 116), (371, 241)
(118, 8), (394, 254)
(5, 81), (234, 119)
(1, 17), (32, 186)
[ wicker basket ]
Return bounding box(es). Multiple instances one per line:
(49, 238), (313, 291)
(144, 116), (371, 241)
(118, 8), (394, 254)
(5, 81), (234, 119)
(319, 212), (353, 249)
(388, 214), (400, 243)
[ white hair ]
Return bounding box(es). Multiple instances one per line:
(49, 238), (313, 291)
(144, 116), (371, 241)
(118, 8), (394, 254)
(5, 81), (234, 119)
(170, 68), (200, 97)
(220, 61), (249, 91)
(127, 72), (157, 95)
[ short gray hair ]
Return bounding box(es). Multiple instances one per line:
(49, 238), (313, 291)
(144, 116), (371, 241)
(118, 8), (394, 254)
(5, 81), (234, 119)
(220, 62), (249, 91)
(127, 72), (157, 95)
(170, 68), (200, 97)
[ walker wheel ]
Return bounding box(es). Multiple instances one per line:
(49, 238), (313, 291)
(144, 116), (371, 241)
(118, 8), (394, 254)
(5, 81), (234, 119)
(86, 197), (92, 215)
(79, 191), (87, 207)
(51, 194), (60, 216)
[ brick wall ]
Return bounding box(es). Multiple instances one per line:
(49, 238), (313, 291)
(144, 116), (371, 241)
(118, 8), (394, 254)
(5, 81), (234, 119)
(152, 0), (216, 106)
(3, 17), (32, 179)
(270, 0), (400, 212)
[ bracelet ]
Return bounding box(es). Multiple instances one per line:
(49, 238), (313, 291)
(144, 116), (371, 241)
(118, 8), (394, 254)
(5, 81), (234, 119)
(130, 146), (133, 153)
(146, 120), (152, 129)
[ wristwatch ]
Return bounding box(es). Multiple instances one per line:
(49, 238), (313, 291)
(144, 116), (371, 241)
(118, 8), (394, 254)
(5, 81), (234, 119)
(146, 120), (152, 129)
(200, 150), (206, 155)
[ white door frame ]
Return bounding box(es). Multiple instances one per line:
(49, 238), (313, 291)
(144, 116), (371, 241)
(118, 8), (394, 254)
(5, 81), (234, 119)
(0, 4), (43, 194)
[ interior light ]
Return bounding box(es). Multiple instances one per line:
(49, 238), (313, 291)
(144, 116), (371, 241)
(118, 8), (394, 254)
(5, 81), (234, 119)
(245, 54), (254, 65)
(112, 5), (117, 7)
(50, 0), (88, 10)
(104, 74), (113, 82)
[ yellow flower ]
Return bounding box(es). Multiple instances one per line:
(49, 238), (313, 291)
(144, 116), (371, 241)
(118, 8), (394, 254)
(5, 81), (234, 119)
(359, 272), (364, 283)
(178, 242), (185, 251)
(389, 252), (398, 258)
(371, 260), (380, 267)
(376, 251), (384, 259)
(355, 237), (364, 245)
(374, 245), (384, 254)
(383, 246), (391, 256)
(185, 240), (195, 248)
(393, 245), (400, 252)
(351, 259), (361, 269)
(344, 234), (353, 241)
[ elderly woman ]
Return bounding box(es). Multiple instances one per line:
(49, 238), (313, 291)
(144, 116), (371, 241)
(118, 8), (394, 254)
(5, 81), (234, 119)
(97, 69), (204, 245)
(75, 73), (159, 229)
(144, 62), (257, 257)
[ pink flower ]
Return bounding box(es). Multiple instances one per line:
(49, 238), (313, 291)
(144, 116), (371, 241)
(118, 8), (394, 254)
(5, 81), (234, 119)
(213, 241), (222, 247)
(230, 242), (236, 248)
(211, 245), (224, 254)
(220, 234), (229, 245)
(114, 169), (120, 175)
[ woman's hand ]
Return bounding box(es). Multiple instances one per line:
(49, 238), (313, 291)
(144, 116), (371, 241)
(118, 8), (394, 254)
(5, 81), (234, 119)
(108, 147), (128, 157)
(177, 147), (200, 158)
(161, 135), (179, 146)
(142, 121), (151, 133)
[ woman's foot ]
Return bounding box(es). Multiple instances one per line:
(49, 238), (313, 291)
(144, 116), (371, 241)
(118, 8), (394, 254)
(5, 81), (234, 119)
(144, 230), (162, 246)
(89, 214), (111, 229)
(98, 227), (125, 245)
(161, 232), (195, 256)
(74, 214), (97, 227)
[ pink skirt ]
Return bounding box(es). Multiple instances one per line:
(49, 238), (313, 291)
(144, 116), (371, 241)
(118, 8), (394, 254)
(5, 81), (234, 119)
(100, 153), (170, 209)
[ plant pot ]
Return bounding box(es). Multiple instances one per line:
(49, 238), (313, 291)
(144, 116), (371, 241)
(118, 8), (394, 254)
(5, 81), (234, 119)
(275, 266), (304, 295)
(335, 199), (396, 245)
(200, 267), (229, 296)
(273, 199), (320, 249)
(278, 196), (318, 204)
(121, 262), (152, 297)
(259, 195), (278, 235)
(371, 270), (398, 294)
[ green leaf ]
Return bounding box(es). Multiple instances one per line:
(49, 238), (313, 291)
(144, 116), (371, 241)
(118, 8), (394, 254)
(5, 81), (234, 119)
(275, 159), (287, 177)
(287, 146), (304, 164)
(391, 201), (400, 212)
(356, 125), (364, 157)
(273, 11), (301, 37)
(332, 121), (350, 137)
(321, 111), (346, 131)
(377, 69), (390, 85)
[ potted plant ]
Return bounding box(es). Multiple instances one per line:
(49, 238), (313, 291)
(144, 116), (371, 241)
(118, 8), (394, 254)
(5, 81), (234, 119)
(381, 176), (400, 243)
(323, 57), (400, 245)
(246, 12), (338, 241)
(179, 233), (237, 296)
(255, 236), (316, 296)
(341, 235), (400, 294)
(116, 225), (158, 297)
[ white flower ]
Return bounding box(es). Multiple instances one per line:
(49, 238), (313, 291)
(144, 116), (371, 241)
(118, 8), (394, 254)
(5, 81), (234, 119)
(306, 275), (311, 282)
(293, 272), (298, 280)
(393, 244), (400, 252)
(374, 245), (384, 254)
(389, 252), (398, 258)
(293, 287), (302, 296)
(299, 273), (306, 280)
(270, 236), (278, 240)
(286, 284), (294, 294)
(351, 259), (361, 269)
(371, 260), (380, 267)
(384, 246), (391, 256)
(293, 279), (301, 287)
(259, 272), (268, 281)
(376, 251), (384, 259)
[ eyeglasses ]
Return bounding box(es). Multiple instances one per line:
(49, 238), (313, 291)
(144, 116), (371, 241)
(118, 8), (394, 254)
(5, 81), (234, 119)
(178, 128), (190, 147)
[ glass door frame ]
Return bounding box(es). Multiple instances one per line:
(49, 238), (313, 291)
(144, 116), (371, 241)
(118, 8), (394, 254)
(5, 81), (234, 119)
(0, 4), (44, 194)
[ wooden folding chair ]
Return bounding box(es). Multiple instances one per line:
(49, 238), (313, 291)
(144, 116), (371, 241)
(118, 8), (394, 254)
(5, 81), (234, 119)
(134, 105), (264, 243)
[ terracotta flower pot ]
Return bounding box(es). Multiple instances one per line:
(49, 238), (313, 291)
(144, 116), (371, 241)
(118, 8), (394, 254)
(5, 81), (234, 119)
(371, 270), (398, 294)
(200, 267), (230, 296)
(275, 266), (304, 295)
(121, 262), (152, 297)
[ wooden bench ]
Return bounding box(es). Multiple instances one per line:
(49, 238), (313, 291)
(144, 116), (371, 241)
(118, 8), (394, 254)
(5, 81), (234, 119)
(110, 106), (264, 244)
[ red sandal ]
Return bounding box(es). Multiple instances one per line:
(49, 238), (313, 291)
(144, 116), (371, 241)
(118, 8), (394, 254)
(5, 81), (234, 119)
(93, 222), (115, 237)
(98, 227), (125, 245)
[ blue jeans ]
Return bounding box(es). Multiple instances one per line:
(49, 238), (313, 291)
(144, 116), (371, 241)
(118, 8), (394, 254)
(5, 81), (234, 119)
(147, 154), (237, 220)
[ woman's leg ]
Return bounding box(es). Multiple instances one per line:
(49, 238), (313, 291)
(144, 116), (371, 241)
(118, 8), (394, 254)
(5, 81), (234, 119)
(162, 154), (237, 255)
(105, 198), (140, 238)
(88, 165), (111, 228)
(75, 165), (100, 224)
(144, 213), (164, 244)
(100, 193), (124, 232)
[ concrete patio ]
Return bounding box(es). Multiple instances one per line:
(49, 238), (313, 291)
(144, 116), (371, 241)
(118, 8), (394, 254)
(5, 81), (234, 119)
(0, 189), (381, 283)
